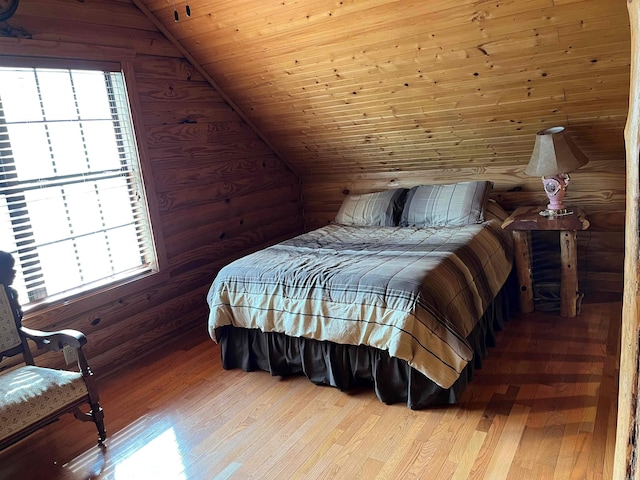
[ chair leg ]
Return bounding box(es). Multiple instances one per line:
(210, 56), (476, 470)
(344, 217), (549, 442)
(91, 403), (107, 443)
(73, 402), (107, 444)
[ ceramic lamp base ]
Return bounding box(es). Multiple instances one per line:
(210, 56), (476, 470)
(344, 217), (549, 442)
(541, 173), (571, 212)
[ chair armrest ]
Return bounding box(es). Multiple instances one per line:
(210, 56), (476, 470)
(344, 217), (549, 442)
(20, 326), (87, 352)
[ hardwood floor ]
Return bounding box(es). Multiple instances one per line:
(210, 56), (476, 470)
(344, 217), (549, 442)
(0, 302), (619, 479)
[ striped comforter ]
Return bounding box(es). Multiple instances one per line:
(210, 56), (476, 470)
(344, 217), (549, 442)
(207, 219), (513, 389)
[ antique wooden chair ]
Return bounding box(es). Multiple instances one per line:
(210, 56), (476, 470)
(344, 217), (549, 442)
(0, 284), (106, 450)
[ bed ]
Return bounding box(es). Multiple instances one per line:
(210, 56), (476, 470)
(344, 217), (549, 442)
(206, 181), (515, 409)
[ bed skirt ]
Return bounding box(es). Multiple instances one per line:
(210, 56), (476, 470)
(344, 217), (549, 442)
(215, 273), (516, 410)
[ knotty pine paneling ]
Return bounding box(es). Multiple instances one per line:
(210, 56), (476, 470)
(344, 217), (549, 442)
(135, 0), (628, 295)
(0, 0), (304, 374)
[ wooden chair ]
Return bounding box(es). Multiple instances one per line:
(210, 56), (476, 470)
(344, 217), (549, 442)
(0, 284), (106, 450)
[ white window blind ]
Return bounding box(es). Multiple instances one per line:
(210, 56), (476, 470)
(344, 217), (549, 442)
(0, 65), (156, 307)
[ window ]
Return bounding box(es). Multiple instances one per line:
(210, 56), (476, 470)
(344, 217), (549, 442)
(0, 64), (156, 308)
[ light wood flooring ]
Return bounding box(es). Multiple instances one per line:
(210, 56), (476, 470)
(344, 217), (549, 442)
(0, 301), (620, 479)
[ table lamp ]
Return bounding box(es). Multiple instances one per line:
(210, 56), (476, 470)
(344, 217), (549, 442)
(525, 126), (589, 217)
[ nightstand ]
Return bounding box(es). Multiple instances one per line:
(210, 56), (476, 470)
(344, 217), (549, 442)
(502, 206), (590, 318)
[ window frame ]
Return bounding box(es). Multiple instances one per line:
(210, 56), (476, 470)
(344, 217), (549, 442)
(0, 38), (168, 318)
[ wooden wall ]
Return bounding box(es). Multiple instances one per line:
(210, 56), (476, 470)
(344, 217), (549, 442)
(137, 0), (630, 296)
(0, 0), (629, 380)
(0, 0), (304, 373)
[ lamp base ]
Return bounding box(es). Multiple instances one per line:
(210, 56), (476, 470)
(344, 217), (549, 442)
(541, 173), (571, 212)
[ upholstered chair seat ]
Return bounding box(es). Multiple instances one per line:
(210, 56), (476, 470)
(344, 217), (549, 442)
(0, 365), (89, 442)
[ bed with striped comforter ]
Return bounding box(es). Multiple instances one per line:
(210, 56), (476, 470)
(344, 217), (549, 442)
(207, 217), (512, 391)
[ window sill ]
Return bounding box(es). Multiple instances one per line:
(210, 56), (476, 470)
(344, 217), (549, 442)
(22, 269), (170, 330)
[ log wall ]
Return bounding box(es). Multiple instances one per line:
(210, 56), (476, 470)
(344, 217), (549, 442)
(0, 0), (304, 374)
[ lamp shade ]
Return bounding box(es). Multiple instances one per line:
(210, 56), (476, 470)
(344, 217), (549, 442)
(525, 126), (589, 176)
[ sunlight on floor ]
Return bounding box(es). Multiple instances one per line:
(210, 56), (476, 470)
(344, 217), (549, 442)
(63, 415), (187, 479)
(115, 427), (186, 480)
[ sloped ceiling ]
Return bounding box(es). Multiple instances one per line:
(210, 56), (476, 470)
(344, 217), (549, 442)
(133, 0), (630, 180)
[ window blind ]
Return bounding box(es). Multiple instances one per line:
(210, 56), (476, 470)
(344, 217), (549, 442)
(0, 65), (156, 306)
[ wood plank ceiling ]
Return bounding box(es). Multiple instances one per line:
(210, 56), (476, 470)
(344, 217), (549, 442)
(134, 0), (629, 181)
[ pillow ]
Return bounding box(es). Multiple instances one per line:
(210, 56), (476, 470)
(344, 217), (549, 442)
(400, 181), (492, 227)
(335, 188), (408, 226)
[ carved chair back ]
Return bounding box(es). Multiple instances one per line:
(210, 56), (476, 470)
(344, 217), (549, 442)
(0, 285), (32, 365)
